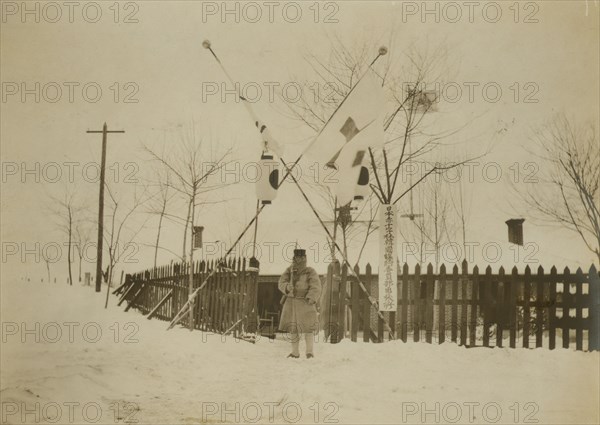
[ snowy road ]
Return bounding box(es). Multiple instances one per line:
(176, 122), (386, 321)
(1, 281), (598, 424)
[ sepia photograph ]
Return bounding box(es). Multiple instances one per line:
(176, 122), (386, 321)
(1, 1), (599, 424)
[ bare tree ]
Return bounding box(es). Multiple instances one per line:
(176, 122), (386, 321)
(281, 37), (478, 264)
(518, 114), (600, 264)
(411, 177), (457, 272)
(145, 168), (176, 268)
(449, 174), (473, 262)
(48, 185), (82, 286)
(73, 223), (92, 283)
(144, 122), (234, 328)
(103, 184), (150, 308)
(41, 250), (51, 284)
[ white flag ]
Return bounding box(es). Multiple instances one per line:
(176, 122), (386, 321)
(327, 118), (382, 205)
(303, 69), (385, 205)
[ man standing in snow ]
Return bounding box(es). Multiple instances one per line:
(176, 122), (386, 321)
(278, 249), (322, 358)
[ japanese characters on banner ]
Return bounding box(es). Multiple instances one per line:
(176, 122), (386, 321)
(379, 204), (398, 311)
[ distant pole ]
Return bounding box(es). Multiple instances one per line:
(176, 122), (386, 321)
(87, 123), (125, 293)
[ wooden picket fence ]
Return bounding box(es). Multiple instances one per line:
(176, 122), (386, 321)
(115, 257), (260, 336)
(324, 261), (600, 351)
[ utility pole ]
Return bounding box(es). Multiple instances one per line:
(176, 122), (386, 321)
(87, 123), (125, 293)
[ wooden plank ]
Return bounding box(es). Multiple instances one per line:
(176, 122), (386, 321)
(460, 260), (468, 346)
(362, 264), (371, 343)
(589, 265), (600, 351)
(389, 311), (396, 342)
(469, 266), (479, 347)
(206, 260), (220, 332)
(217, 261), (224, 333)
(523, 266), (531, 348)
(147, 289), (174, 320)
(562, 267), (571, 349)
(370, 264), (383, 343)
(197, 262), (203, 329)
(118, 280), (140, 307)
(575, 267), (584, 351)
(217, 260), (225, 333)
(482, 266), (492, 348)
(209, 261), (217, 332)
(451, 264), (459, 343)
(230, 258), (238, 333)
(217, 266), (224, 333)
(413, 264), (421, 342)
(400, 263), (409, 342)
(425, 263), (434, 344)
(240, 258), (249, 335)
(125, 283), (146, 312)
(536, 266), (545, 348)
(351, 266), (360, 342)
(231, 258), (240, 338)
(223, 262), (232, 333)
(112, 278), (131, 295)
(328, 262), (340, 343)
(210, 263), (217, 332)
(197, 263), (205, 329)
(234, 258), (244, 334)
(250, 258), (260, 334)
(495, 268), (504, 348)
(338, 263), (348, 342)
(377, 312), (384, 343)
(548, 266), (557, 350)
(508, 267), (518, 348)
(438, 264), (447, 344)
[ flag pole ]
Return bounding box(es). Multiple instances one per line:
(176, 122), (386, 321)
(203, 40), (386, 173)
(203, 40), (284, 156)
(199, 41), (394, 338)
(300, 46), (388, 157)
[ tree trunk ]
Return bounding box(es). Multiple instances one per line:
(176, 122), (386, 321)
(188, 189), (196, 330)
(78, 254), (82, 282)
(68, 209), (73, 286)
(154, 202), (165, 268)
(104, 263), (112, 309)
(182, 198), (192, 260)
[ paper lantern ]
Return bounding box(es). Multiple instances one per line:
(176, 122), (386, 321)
(354, 166), (370, 201)
(256, 153), (279, 205)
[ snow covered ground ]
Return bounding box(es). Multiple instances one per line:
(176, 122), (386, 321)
(1, 281), (598, 424)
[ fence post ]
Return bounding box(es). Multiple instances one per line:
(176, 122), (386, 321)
(248, 257), (260, 334)
(325, 260), (341, 343)
(337, 263), (348, 343)
(589, 264), (600, 351)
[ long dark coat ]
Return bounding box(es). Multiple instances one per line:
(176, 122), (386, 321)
(278, 266), (322, 334)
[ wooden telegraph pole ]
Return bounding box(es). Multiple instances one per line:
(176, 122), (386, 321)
(87, 123), (125, 293)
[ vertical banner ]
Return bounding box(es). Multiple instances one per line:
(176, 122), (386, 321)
(379, 204), (398, 312)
